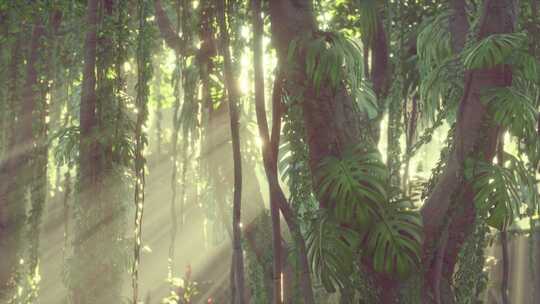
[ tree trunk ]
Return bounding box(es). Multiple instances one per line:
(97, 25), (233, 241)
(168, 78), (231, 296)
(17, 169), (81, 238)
(73, 0), (102, 302)
(500, 230), (509, 304)
(533, 224), (540, 302)
(370, 14), (390, 142)
(449, 0), (469, 54)
(0, 14), (44, 301)
(0, 28), (22, 302)
(271, 79), (316, 304)
(251, 0), (282, 302)
(497, 136), (510, 304)
(421, 0), (515, 302)
(267, 1), (360, 303)
(153, 0), (183, 55)
(217, 0), (246, 302)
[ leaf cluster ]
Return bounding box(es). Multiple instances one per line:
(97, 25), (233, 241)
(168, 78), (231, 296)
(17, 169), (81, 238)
(306, 145), (423, 293)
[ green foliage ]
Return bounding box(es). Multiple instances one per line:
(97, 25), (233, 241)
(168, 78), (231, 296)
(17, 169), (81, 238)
(466, 154), (540, 230)
(354, 0), (379, 44)
(417, 11), (461, 124)
(280, 91), (318, 215)
(306, 210), (359, 292)
(245, 213), (272, 303)
(418, 57), (461, 123)
(316, 147), (387, 224)
(463, 33), (526, 69)
(51, 126), (80, 167)
(483, 85), (538, 140)
(453, 222), (489, 304)
(307, 145), (422, 293)
(288, 32), (363, 93)
(417, 12), (452, 71)
(366, 197), (422, 277)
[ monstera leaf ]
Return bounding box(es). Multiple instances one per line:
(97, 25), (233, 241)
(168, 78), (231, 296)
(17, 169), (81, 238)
(467, 154), (539, 230)
(463, 33), (525, 69)
(308, 145), (423, 292)
(316, 146), (387, 224)
(364, 198), (423, 277)
(306, 210), (359, 292)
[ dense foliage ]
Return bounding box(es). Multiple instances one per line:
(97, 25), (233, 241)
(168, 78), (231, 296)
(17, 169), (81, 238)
(0, 0), (538, 304)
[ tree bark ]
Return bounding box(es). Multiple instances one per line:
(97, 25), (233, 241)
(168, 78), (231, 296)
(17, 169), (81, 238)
(269, 0), (365, 208)
(533, 223), (540, 302)
(267, 1), (362, 303)
(421, 1), (515, 302)
(79, 0), (99, 191)
(449, 0), (469, 54)
(370, 14), (390, 142)
(73, 0), (101, 302)
(153, 0), (183, 55)
(0, 15), (44, 301)
(153, 0), (197, 57)
(271, 76), (316, 304)
(0, 28), (23, 303)
(497, 136), (509, 304)
(251, 0), (282, 302)
(217, 0), (246, 302)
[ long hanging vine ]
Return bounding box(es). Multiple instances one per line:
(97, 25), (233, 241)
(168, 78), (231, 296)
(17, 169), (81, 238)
(132, 0), (152, 302)
(167, 0), (183, 290)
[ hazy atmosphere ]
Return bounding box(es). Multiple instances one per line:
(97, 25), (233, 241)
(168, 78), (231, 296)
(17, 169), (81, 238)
(0, 0), (539, 303)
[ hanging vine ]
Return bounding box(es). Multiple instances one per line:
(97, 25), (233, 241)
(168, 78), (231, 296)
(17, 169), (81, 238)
(132, 0), (152, 302)
(167, 0), (183, 290)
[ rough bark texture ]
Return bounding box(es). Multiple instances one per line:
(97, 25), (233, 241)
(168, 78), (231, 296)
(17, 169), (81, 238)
(421, 1), (515, 302)
(268, 1), (370, 302)
(370, 14), (390, 143)
(269, 0), (363, 208)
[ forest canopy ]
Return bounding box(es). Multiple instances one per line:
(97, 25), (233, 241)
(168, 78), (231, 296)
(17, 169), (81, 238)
(0, 0), (539, 303)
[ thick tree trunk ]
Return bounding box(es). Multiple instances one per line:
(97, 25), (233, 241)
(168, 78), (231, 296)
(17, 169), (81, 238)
(449, 0), (469, 54)
(533, 224), (540, 302)
(73, 0), (101, 302)
(268, 1), (362, 303)
(269, 0), (364, 207)
(79, 0), (99, 190)
(370, 15), (390, 143)
(421, 1), (515, 302)
(217, 0), (246, 302)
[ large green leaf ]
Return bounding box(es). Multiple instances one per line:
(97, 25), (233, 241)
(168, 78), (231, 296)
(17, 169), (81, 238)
(316, 146), (387, 224)
(463, 33), (526, 69)
(306, 210), (359, 293)
(314, 145), (423, 281)
(364, 198), (423, 278)
(468, 154), (539, 230)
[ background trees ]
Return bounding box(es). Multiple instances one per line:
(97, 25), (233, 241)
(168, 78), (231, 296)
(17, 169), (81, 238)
(0, 0), (538, 303)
